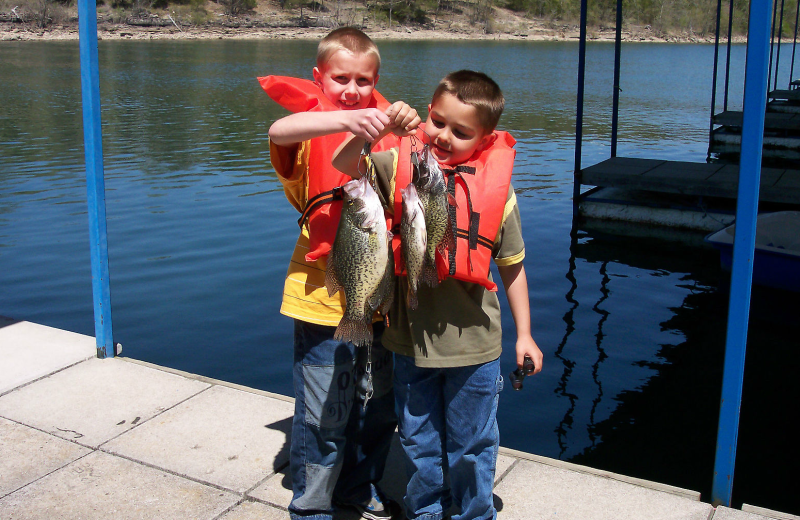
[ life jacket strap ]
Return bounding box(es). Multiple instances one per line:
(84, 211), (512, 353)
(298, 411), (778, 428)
(445, 167), (482, 275)
(298, 186), (344, 228)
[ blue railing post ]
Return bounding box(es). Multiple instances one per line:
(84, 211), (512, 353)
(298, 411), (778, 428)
(572, 0), (588, 221)
(610, 0), (622, 158)
(78, 0), (115, 358)
(710, 0), (772, 506)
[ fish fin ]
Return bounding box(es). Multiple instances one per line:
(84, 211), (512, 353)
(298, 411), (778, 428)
(447, 192), (458, 208)
(439, 217), (456, 256)
(421, 258), (439, 288)
(335, 317), (373, 347)
(407, 285), (418, 310)
(325, 252), (341, 297)
(378, 286), (394, 315)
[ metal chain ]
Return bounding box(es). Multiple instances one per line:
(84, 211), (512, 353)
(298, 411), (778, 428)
(363, 343), (374, 408)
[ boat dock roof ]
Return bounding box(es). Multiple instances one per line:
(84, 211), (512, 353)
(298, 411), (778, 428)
(2, 318), (798, 520)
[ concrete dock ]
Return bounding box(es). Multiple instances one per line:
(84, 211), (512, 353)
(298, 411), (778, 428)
(1, 316), (797, 520)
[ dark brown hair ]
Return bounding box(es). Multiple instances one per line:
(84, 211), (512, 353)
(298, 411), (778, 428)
(432, 70), (505, 131)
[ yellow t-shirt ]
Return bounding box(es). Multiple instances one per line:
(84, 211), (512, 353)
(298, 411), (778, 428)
(270, 139), (347, 326)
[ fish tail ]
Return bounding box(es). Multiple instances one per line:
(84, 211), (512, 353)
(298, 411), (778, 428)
(335, 317), (374, 347)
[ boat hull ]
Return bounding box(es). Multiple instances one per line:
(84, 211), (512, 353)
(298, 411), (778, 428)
(705, 211), (800, 292)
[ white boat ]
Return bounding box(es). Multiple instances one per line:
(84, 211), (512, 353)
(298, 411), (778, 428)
(705, 211), (800, 292)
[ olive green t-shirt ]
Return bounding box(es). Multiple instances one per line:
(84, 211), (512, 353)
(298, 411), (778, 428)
(368, 148), (526, 368)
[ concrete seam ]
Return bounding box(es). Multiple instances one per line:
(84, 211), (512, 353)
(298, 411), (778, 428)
(95, 384), (213, 449)
(94, 446), (248, 497)
(210, 496), (250, 520)
(246, 493), (291, 512)
(492, 458), (519, 488)
(0, 356), (94, 398)
(0, 415), (97, 450)
(0, 449), (94, 501)
(242, 460), (289, 496)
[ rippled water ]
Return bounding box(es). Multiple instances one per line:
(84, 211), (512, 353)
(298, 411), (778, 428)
(1, 39), (798, 514)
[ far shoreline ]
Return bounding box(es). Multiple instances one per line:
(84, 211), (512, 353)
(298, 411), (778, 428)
(2, 22), (745, 43)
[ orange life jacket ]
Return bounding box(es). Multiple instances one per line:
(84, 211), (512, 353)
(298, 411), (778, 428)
(392, 128), (516, 291)
(259, 75), (398, 262)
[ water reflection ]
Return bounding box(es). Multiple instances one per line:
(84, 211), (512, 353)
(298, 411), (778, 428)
(558, 225), (726, 500)
(553, 230), (580, 459)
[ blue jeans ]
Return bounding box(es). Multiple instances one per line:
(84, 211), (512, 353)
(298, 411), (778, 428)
(289, 320), (397, 520)
(394, 355), (503, 520)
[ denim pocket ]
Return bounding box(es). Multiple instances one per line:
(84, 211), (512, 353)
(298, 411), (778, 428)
(303, 362), (356, 428)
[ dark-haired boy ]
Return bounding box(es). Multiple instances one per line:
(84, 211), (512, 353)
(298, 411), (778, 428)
(333, 70), (544, 520)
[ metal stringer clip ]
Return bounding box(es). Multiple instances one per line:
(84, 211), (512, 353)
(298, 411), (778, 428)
(360, 142), (378, 192)
(363, 343), (374, 408)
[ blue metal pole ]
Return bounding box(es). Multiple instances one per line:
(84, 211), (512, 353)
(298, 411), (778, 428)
(710, 0), (772, 506)
(724, 0), (735, 110)
(572, 0), (588, 221)
(78, 0), (115, 358)
(709, 0), (723, 161)
(774, 0), (786, 91)
(610, 0), (622, 158)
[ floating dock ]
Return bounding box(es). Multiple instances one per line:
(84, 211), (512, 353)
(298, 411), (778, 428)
(577, 157), (800, 232)
(1, 317), (798, 519)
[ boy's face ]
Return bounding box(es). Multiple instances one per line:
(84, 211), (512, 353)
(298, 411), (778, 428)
(425, 92), (494, 166)
(313, 50), (379, 110)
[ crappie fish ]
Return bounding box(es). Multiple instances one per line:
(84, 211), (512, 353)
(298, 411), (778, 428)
(400, 182), (427, 309)
(326, 176), (394, 347)
(413, 144), (453, 288)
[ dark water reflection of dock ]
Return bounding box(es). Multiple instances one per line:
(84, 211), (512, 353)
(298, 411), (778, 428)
(556, 227), (800, 514)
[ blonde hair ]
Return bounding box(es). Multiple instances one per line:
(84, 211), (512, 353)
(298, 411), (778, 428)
(432, 70), (504, 132)
(317, 27), (381, 72)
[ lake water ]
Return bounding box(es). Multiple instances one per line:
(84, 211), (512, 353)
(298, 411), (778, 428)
(1, 39), (798, 514)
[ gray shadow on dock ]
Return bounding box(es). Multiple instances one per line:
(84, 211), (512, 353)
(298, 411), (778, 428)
(264, 415), (292, 473)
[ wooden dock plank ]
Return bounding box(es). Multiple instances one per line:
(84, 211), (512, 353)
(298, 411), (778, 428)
(713, 110), (800, 130)
(580, 157), (800, 205)
(769, 89), (800, 101)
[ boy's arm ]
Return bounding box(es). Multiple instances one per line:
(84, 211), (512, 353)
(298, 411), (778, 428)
(332, 101), (421, 178)
(498, 262), (544, 375)
(268, 108), (391, 146)
(332, 132), (383, 179)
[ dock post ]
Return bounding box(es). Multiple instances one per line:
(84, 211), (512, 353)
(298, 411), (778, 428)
(708, 0), (722, 162)
(610, 0), (622, 158)
(572, 0), (588, 221)
(78, 0), (115, 358)
(710, 0), (772, 506)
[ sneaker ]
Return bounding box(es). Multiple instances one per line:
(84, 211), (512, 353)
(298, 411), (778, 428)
(351, 492), (397, 520)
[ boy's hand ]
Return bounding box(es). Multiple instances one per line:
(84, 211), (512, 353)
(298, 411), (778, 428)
(385, 101), (421, 137)
(342, 108), (391, 142)
(516, 336), (543, 376)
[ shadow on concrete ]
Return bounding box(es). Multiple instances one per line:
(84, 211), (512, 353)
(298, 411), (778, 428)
(494, 493), (504, 512)
(264, 415), (292, 473)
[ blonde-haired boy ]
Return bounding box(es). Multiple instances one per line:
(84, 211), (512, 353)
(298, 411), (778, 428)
(334, 70), (544, 520)
(267, 26), (419, 520)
